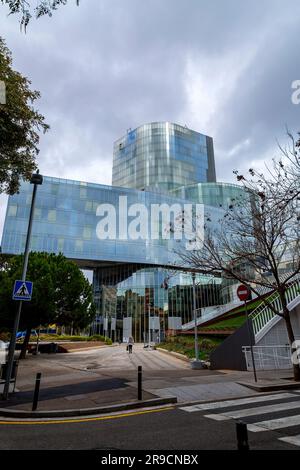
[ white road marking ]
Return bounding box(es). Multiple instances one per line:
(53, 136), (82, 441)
(179, 393), (295, 412)
(207, 400), (300, 421)
(204, 414), (231, 421)
(278, 434), (300, 447)
(247, 414), (300, 432)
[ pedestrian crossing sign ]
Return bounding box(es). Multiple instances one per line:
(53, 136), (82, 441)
(12, 280), (33, 301)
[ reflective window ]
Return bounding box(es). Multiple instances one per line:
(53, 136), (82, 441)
(48, 209), (56, 222)
(7, 205), (17, 217)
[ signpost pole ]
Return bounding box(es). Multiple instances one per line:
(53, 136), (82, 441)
(237, 284), (258, 384)
(245, 299), (258, 383)
(2, 172), (43, 400)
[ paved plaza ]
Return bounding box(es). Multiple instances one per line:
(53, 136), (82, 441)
(2, 344), (291, 412)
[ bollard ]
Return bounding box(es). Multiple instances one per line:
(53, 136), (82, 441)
(236, 421), (249, 450)
(32, 372), (42, 411)
(138, 366), (142, 400)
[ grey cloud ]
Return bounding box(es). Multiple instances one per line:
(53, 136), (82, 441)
(211, 13), (300, 181)
(0, 0), (299, 199)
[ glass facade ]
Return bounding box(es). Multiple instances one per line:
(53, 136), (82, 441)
(1, 176), (231, 341)
(92, 264), (222, 343)
(1, 176), (195, 266)
(112, 122), (216, 193)
(1, 122), (246, 342)
(171, 182), (251, 209)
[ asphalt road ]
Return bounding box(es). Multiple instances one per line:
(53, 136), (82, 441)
(1, 392), (300, 450)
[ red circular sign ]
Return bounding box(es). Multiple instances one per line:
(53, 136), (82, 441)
(237, 284), (251, 301)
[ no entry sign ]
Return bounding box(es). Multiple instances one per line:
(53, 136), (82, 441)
(237, 284), (251, 302)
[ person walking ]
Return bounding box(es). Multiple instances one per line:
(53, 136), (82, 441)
(127, 336), (134, 354)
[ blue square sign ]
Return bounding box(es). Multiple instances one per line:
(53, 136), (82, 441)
(12, 280), (33, 301)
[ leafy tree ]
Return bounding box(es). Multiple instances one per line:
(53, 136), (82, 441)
(179, 133), (300, 380)
(49, 253), (96, 330)
(0, 252), (95, 357)
(0, 38), (49, 194)
(0, 0), (79, 29)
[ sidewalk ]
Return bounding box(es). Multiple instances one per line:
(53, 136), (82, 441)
(0, 375), (157, 412)
(0, 344), (298, 415)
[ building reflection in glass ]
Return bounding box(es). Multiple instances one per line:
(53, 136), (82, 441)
(92, 264), (226, 342)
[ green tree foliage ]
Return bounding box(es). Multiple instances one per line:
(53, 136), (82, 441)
(0, 1), (79, 29)
(0, 38), (49, 194)
(0, 252), (95, 335)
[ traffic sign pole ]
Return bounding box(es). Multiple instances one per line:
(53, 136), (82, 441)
(2, 172), (42, 400)
(245, 299), (258, 383)
(237, 284), (257, 383)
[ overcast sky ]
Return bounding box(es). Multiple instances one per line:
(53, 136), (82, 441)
(0, 0), (300, 239)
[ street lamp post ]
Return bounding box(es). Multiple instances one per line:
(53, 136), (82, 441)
(2, 171), (43, 400)
(191, 272), (202, 369)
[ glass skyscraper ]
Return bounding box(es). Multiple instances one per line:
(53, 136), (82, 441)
(1, 122), (247, 342)
(112, 122), (216, 193)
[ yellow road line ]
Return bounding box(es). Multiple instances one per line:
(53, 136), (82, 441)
(0, 406), (174, 426)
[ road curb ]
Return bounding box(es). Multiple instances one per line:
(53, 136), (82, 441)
(0, 396), (177, 419)
(237, 381), (300, 392)
(156, 347), (190, 363)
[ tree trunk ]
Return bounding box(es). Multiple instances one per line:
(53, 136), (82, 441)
(283, 308), (300, 381)
(19, 326), (31, 360)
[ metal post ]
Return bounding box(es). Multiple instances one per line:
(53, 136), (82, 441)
(143, 305), (146, 347)
(191, 273), (202, 369)
(2, 172), (42, 400)
(192, 273), (199, 362)
(32, 372), (42, 411)
(236, 421), (249, 450)
(148, 304), (151, 348)
(245, 300), (257, 383)
(138, 366), (142, 400)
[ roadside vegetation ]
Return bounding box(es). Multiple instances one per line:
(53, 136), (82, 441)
(159, 335), (223, 360)
(0, 331), (113, 345)
(25, 334), (112, 345)
(199, 315), (246, 332)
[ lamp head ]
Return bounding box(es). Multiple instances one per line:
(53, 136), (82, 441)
(30, 170), (43, 185)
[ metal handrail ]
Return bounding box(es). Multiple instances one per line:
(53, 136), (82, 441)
(250, 275), (300, 336)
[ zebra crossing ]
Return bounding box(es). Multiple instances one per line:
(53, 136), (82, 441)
(180, 391), (300, 447)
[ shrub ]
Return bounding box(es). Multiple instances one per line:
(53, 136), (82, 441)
(89, 334), (106, 342)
